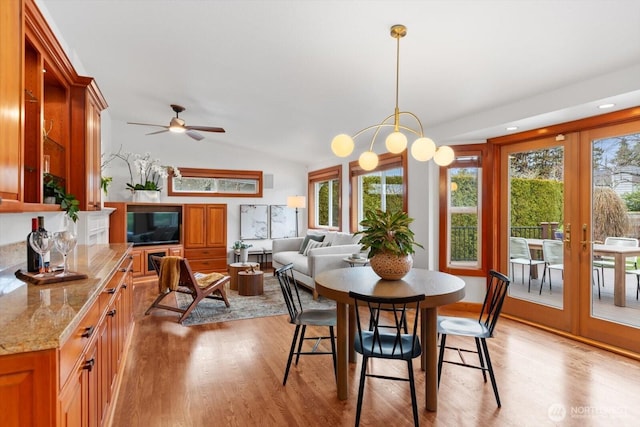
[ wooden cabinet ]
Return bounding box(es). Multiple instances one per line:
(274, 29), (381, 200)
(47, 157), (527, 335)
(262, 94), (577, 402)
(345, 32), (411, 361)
(130, 244), (184, 279)
(184, 204), (228, 273)
(0, 0), (23, 207)
(0, 0), (105, 212)
(69, 81), (107, 211)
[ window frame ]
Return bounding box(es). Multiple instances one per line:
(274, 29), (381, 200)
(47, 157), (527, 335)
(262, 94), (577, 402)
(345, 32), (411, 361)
(168, 167), (263, 197)
(349, 151), (408, 232)
(308, 165), (342, 230)
(439, 145), (492, 277)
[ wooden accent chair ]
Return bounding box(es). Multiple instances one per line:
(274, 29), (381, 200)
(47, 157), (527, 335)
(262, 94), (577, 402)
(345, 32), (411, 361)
(146, 255), (230, 323)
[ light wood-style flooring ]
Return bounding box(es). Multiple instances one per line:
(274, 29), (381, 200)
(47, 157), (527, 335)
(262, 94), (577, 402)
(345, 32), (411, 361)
(110, 280), (640, 427)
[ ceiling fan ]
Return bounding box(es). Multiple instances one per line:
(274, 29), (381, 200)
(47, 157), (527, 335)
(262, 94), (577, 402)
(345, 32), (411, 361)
(127, 104), (225, 141)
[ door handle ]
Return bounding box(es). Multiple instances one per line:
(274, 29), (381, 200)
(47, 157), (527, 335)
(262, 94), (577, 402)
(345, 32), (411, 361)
(580, 223), (592, 249)
(563, 223), (571, 247)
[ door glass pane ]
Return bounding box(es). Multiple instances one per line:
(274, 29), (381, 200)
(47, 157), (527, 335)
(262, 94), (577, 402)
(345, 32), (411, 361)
(448, 156), (481, 269)
(507, 146), (564, 308)
(591, 131), (640, 327)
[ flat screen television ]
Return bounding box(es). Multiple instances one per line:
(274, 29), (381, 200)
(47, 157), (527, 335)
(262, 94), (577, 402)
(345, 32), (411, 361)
(127, 206), (181, 247)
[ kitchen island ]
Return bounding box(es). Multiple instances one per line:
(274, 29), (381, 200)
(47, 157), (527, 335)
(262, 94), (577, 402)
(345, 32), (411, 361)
(0, 243), (133, 427)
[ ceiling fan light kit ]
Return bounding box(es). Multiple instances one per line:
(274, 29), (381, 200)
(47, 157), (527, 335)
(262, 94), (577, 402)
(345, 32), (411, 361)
(128, 104), (225, 140)
(331, 24), (454, 170)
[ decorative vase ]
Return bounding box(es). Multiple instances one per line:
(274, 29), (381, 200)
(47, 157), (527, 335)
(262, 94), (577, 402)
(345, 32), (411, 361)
(370, 252), (413, 280)
(240, 248), (249, 265)
(133, 190), (160, 203)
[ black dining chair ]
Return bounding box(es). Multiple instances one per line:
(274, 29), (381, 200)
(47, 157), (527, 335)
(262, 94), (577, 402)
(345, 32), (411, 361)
(274, 263), (337, 386)
(437, 269), (510, 408)
(349, 291), (425, 427)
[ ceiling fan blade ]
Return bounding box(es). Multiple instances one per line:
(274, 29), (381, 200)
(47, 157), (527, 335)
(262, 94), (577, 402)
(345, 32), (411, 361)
(127, 122), (166, 128)
(146, 129), (169, 135)
(186, 130), (205, 141)
(186, 125), (226, 133)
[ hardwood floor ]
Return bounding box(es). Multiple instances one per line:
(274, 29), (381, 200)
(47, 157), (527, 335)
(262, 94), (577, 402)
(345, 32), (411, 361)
(110, 280), (640, 427)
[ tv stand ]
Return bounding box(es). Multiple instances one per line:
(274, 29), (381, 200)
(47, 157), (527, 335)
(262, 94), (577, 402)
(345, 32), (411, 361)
(105, 202), (184, 280)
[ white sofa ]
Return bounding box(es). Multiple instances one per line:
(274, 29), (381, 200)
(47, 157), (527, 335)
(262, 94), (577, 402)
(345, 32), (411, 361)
(271, 230), (362, 298)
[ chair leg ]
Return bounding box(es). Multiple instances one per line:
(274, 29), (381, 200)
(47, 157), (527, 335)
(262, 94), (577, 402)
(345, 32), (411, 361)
(539, 266), (547, 295)
(283, 325), (301, 385)
(636, 275), (639, 300)
(475, 337), (487, 382)
(355, 355), (368, 427)
(329, 326), (337, 384)
(295, 325), (307, 365)
(437, 334), (447, 387)
(480, 338), (501, 408)
(407, 359), (419, 427)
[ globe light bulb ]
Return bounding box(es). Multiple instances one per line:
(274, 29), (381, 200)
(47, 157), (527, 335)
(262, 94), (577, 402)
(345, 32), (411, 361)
(433, 145), (455, 166)
(385, 131), (407, 154)
(331, 134), (354, 157)
(358, 151), (379, 171)
(411, 137), (436, 161)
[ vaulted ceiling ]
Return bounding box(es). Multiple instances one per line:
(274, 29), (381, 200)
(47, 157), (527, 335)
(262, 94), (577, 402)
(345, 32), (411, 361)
(40, 0), (640, 165)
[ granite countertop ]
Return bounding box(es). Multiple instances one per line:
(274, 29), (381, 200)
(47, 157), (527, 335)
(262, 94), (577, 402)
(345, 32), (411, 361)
(0, 243), (131, 356)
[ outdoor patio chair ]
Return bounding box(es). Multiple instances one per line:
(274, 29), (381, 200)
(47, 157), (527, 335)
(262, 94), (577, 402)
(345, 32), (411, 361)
(541, 239), (564, 295)
(593, 237), (638, 288)
(509, 236), (545, 292)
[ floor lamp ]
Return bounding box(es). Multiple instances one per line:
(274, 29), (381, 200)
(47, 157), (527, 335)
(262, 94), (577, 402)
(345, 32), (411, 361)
(287, 195), (306, 237)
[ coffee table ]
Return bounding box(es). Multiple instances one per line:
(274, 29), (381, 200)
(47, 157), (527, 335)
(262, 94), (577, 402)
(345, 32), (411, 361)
(228, 262), (260, 290)
(238, 270), (264, 296)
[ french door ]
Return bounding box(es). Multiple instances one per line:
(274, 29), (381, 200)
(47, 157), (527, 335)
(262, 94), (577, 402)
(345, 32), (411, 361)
(499, 119), (640, 353)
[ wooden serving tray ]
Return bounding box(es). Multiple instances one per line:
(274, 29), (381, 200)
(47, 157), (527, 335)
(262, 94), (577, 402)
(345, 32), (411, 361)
(15, 269), (88, 285)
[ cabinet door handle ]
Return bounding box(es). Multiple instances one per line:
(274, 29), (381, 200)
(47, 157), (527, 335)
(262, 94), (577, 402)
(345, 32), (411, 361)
(81, 325), (95, 338)
(120, 268), (127, 273)
(122, 284), (127, 289)
(107, 309), (117, 317)
(83, 358), (95, 372)
(106, 287), (117, 294)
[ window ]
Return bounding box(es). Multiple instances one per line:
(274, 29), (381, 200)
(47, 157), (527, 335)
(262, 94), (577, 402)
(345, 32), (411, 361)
(439, 146), (490, 276)
(168, 167), (262, 197)
(308, 165), (341, 230)
(349, 152), (407, 232)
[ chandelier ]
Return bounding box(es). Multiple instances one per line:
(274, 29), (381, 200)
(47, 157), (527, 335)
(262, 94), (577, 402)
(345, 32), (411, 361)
(331, 25), (454, 171)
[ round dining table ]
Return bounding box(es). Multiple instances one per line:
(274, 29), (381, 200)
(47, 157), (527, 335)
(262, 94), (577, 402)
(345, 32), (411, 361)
(315, 267), (466, 412)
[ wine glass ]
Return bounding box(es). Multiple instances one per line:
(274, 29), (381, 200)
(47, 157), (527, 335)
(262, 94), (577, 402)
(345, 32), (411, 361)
(31, 288), (54, 329)
(53, 229), (77, 277)
(57, 288), (76, 327)
(29, 230), (54, 274)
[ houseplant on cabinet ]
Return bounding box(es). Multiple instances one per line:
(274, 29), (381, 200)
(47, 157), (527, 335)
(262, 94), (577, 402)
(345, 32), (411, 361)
(355, 209), (423, 280)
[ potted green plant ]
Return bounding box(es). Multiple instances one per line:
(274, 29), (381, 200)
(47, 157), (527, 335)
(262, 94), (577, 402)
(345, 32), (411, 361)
(232, 240), (253, 264)
(43, 173), (80, 222)
(355, 209), (423, 280)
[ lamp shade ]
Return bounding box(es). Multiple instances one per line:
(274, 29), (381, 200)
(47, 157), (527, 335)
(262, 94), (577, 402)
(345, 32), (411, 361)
(287, 195), (306, 209)
(411, 137), (436, 161)
(433, 146), (455, 166)
(358, 151), (379, 171)
(331, 134), (355, 157)
(385, 131), (408, 153)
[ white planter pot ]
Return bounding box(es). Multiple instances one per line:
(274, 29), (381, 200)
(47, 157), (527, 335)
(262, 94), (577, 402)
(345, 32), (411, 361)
(240, 248), (249, 264)
(133, 190), (160, 203)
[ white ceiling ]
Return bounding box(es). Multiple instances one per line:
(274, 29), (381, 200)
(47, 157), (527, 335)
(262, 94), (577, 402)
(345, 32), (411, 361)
(39, 0), (640, 166)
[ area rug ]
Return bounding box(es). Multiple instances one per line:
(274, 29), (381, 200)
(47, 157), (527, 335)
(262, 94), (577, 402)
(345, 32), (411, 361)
(175, 275), (335, 326)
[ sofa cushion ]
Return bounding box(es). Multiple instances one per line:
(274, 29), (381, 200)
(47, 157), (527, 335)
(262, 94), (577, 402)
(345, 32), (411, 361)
(303, 240), (330, 256)
(334, 232), (358, 246)
(299, 234), (325, 254)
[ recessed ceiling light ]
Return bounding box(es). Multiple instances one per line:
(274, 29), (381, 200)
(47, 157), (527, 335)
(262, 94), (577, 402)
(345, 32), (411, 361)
(598, 103), (615, 109)
(506, 126), (518, 131)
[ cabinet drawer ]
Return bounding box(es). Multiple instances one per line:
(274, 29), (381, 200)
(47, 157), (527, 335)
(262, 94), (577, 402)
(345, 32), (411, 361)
(59, 299), (101, 389)
(187, 259), (227, 272)
(184, 248), (226, 260)
(99, 256), (132, 311)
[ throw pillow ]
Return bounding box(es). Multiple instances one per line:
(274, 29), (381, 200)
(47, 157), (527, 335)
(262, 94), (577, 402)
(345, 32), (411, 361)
(303, 240), (330, 256)
(299, 234), (325, 254)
